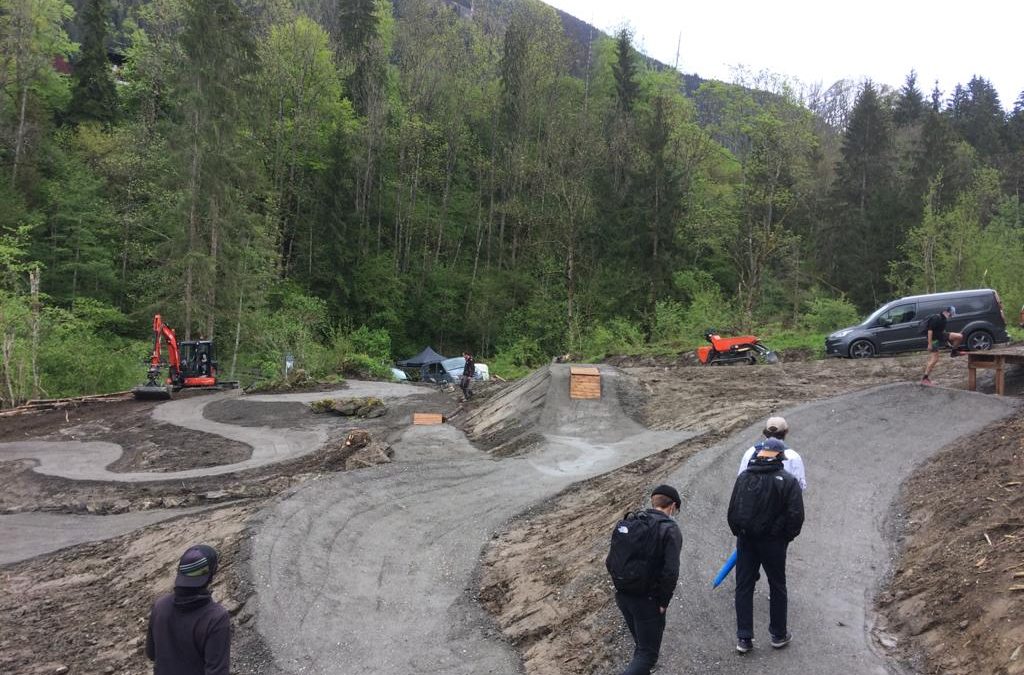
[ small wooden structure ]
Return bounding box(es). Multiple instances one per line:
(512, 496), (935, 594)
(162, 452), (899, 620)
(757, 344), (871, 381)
(967, 346), (1024, 396)
(570, 366), (601, 400)
(412, 413), (445, 425)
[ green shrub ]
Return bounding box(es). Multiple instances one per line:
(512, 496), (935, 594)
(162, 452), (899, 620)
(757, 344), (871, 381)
(799, 296), (860, 333)
(490, 337), (546, 380)
(347, 326), (391, 363)
(580, 318), (645, 361)
(651, 299), (688, 346)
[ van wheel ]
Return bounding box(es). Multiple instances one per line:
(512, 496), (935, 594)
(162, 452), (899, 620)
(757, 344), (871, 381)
(966, 330), (993, 351)
(849, 340), (876, 359)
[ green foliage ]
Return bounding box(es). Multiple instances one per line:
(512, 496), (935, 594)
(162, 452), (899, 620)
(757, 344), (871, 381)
(2, 0), (1022, 394)
(579, 318), (645, 362)
(67, 0), (119, 124)
(798, 295), (861, 332)
(489, 337), (545, 380)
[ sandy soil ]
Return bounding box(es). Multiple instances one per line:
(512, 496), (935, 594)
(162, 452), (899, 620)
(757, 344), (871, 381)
(875, 412), (1024, 675)
(0, 351), (1020, 674)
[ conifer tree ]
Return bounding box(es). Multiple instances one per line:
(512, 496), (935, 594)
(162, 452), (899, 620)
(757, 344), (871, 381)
(893, 70), (923, 127)
(612, 29), (638, 114)
(947, 76), (1004, 162)
(67, 0), (119, 125)
(828, 81), (899, 307)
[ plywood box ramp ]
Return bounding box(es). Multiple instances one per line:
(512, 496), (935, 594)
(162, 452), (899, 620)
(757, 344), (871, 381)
(413, 413), (445, 425)
(570, 366), (601, 400)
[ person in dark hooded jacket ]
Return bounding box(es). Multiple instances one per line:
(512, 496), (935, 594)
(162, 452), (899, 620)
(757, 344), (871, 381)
(727, 445), (804, 654)
(146, 544), (230, 674)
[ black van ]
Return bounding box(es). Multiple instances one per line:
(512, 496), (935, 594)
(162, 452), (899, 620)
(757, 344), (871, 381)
(825, 288), (1009, 358)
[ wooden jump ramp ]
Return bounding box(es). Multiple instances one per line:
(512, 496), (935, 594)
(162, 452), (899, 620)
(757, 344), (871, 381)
(569, 366), (601, 400)
(412, 413), (445, 425)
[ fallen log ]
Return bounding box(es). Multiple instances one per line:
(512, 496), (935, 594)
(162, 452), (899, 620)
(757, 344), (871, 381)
(0, 391), (133, 416)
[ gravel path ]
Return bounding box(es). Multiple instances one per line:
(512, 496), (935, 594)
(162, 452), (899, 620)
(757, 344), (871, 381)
(0, 383), (422, 482)
(0, 506), (218, 565)
(649, 383), (1018, 674)
(249, 365), (692, 674)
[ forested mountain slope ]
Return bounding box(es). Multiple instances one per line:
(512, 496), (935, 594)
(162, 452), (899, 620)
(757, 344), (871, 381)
(1, 0), (1022, 403)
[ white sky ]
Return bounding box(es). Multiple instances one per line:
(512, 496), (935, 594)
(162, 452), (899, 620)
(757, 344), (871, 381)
(543, 0), (1022, 110)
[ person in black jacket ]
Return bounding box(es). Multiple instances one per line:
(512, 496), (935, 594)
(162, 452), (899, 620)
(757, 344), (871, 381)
(460, 352), (476, 401)
(609, 485), (683, 675)
(146, 544), (230, 674)
(727, 446), (804, 654)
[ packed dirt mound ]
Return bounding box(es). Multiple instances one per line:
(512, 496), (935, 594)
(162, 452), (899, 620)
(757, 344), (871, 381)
(456, 364), (650, 455)
(876, 412), (1024, 675)
(456, 365), (551, 455)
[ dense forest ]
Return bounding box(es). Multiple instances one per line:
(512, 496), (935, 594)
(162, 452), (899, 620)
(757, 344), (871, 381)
(1, 0), (1023, 403)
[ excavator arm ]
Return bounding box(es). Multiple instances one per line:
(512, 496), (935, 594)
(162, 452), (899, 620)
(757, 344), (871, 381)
(134, 314), (181, 399)
(147, 314), (181, 379)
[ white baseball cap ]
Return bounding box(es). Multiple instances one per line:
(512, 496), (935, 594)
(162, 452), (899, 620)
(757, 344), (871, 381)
(765, 416), (788, 433)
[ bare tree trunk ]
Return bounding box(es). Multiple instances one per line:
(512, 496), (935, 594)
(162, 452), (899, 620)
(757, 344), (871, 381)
(206, 196), (219, 339)
(434, 142), (457, 265)
(11, 84), (29, 188)
(184, 106), (203, 341)
(29, 267), (41, 397)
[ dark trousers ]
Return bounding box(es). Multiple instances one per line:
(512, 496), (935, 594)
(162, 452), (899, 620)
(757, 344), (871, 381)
(734, 537), (789, 640)
(614, 591), (666, 675)
(459, 376), (472, 399)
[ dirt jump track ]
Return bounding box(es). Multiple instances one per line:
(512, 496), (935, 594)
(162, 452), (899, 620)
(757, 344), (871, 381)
(248, 364), (691, 674)
(0, 356), (1020, 674)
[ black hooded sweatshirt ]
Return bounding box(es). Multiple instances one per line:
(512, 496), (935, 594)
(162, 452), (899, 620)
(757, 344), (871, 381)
(727, 459), (805, 541)
(146, 587), (230, 675)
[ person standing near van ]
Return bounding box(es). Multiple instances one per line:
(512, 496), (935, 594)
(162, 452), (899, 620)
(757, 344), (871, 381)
(460, 352), (476, 400)
(921, 306), (963, 386)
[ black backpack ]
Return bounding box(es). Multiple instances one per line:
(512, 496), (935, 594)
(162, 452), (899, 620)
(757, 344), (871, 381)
(605, 510), (661, 594)
(729, 471), (781, 538)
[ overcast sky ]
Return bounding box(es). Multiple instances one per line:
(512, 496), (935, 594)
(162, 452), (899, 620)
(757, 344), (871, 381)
(542, 0), (1022, 110)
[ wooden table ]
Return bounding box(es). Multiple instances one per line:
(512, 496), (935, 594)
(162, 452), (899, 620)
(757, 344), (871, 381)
(967, 346), (1024, 395)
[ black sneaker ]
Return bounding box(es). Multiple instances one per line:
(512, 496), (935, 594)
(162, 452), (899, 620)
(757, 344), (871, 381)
(770, 632), (792, 649)
(736, 637), (753, 654)
(950, 348), (961, 358)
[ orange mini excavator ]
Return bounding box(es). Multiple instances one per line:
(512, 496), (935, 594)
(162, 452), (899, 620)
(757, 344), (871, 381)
(132, 314), (237, 400)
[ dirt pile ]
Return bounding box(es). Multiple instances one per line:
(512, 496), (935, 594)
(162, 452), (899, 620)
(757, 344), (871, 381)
(456, 366), (551, 455)
(310, 396), (387, 418)
(320, 428), (394, 471)
(876, 412), (1024, 675)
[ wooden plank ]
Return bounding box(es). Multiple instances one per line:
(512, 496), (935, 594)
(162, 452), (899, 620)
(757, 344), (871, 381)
(412, 413), (444, 425)
(570, 366), (600, 376)
(570, 374), (601, 399)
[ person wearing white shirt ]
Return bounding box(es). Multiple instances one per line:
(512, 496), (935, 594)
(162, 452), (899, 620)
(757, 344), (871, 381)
(737, 416), (807, 492)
